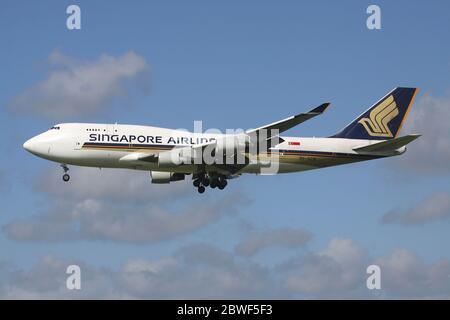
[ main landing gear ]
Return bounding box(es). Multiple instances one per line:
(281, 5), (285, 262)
(61, 164), (70, 182)
(193, 173), (228, 193)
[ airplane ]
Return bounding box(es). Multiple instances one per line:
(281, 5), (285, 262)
(23, 87), (420, 193)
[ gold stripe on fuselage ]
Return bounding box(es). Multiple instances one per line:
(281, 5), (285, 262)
(81, 145), (368, 167)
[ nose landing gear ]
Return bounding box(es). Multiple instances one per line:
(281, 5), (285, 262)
(61, 164), (70, 182)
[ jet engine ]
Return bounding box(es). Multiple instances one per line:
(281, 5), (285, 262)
(158, 149), (184, 168)
(150, 171), (185, 184)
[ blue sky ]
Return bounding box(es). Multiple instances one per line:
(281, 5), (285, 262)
(0, 1), (450, 298)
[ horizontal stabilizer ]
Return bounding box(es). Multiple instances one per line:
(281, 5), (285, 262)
(353, 134), (421, 154)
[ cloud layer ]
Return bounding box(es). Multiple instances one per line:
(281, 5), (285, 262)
(390, 92), (450, 174)
(381, 192), (450, 225)
(234, 228), (313, 256)
(8, 50), (150, 119)
(1, 239), (449, 299)
(279, 238), (368, 297)
(3, 167), (250, 243)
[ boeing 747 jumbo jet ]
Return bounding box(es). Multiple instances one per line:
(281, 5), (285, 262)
(24, 87), (420, 193)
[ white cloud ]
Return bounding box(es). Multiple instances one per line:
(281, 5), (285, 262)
(38, 167), (189, 204)
(234, 228), (313, 256)
(278, 238), (450, 299)
(8, 50), (150, 119)
(320, 238), (366, 267)
(0, 246), (273, 299)
(381, 192), (450, 225)
(279, 238), (367, 297)
(2, 239), (449, 299)
(122, 258), (178, 274)
(0, 256), (124, 299)
(3, 198), (246, 243)
(117, 245), (272, 299)
(389, 92), (450, 174)
(3, 167), (251, 243)
(375, 249), (450, 298)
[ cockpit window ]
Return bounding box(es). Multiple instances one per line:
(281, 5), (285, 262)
(50, 126), (61, 130)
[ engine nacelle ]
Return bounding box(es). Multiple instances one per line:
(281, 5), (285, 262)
(150, 171), (185, 184)
(158, 150), (183, 168)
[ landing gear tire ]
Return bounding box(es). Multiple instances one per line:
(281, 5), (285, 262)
(202, 178), (210, 187)
(210, 180), (217, 189)
(218, 179), (227, 190)
(198, 186), (205, 194)
(60, 164), (70, 182)
(193, 179), (201, 187)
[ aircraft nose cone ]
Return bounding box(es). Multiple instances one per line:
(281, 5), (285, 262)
(23, 136), (47, 156)
(23, 134), (54, 158)
(23, 138), (34, 152)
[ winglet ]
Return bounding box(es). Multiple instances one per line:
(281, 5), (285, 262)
(309, 102), (331, 114)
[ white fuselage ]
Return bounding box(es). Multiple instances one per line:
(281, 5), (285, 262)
(23, 123), (399, 175)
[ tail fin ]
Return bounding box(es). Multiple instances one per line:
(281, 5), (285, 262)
(332, 87), (418, 140)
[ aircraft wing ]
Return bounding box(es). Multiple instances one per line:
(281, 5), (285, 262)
(246, 103), (330, 138)
(118, 152), (158, 163)
(118, 141), (219, 165)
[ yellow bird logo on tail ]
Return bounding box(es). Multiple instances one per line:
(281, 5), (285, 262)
(358, 95), (399, 138)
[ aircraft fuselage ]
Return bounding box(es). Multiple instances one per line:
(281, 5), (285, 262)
(23, 122), (396, 175)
